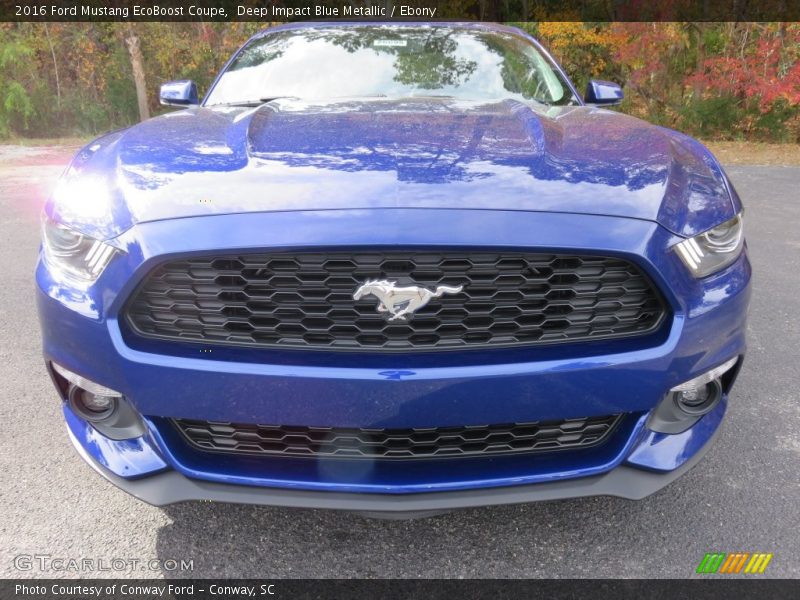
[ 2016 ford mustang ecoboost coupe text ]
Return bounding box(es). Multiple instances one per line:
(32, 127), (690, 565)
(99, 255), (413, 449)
(37, 22), (750, 516)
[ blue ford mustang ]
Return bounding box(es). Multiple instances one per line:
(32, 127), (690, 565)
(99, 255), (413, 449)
(36, 22), (750, 516)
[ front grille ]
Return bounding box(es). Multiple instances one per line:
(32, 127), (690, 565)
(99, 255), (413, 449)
(173, 414), (623, 460)
(125, 251), (665, 351)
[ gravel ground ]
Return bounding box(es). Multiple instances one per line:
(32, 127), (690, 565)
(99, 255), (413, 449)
(0, 146), (797, 579)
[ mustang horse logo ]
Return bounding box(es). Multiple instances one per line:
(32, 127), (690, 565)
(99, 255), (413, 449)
(353, 279), (464, 321)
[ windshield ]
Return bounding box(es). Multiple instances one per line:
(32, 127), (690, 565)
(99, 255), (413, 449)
(205, 26), (578, 106)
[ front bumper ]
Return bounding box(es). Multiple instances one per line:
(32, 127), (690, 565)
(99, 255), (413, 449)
(38, 209), (751, 508)
(68, 399), (725, 516)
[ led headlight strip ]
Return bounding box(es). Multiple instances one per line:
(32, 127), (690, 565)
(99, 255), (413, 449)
(42, 220), (119, 282)
(674, 214), (744, 277)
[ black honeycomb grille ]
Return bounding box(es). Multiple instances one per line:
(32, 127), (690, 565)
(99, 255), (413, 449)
(173, 414), (623, 459)
(124, 251), (665, 351)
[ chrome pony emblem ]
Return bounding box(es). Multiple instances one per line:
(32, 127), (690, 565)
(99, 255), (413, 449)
(353, 279), (463, 321)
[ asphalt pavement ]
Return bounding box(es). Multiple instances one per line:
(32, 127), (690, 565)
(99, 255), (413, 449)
(0, 148), (797, 578)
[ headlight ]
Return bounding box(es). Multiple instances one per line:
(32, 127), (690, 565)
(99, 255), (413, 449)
(41, 220), (118, 282)
(674, 214), (744, 277)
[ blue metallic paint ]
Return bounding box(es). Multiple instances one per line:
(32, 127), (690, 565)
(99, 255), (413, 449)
(38, 21), (751, 505)
(159, 80), (199, 107)
(625, 397), (727, 472)
(49, 23), (738, 242)
(50, 96), (738, 242)
(38, 208), (750, 494)
(37, 209), (750, 425)
(585, 79), (624, 105)
(63, 405), (168, 479)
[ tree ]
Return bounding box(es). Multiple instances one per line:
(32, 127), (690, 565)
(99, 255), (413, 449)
(124, 24), (149, 122)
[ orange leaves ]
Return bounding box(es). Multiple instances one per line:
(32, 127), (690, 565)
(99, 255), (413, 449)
(609, 23), (685, 84)
(538, 22), (625, 77)
(688, 24), (800, 111)
(534, 22), (798, 139)
(1, 22), (797, 141)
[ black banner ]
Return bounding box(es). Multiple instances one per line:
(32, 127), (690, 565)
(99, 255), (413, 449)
(2, 579), (800, 600)
(4, 0), (800, 22)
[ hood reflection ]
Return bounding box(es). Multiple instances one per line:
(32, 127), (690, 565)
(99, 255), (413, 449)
(64, 96), (735, 240)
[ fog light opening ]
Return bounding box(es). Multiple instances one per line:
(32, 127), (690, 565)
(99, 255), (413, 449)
(648, 357), (739, 434)
(68, 384), (118, 422)
(51, 362), (145, 440)
(673, 379), (722, 416)
(51, 362), (121, 397)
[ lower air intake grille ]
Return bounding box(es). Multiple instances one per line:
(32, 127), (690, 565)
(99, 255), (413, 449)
(173, 414), (623, 460)
(124, 251), (665, 352)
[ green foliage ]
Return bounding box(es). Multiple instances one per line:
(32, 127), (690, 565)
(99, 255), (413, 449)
(0, 22), (796, 143)
(702, 27), (726, 55)
(1, 82), (33, 133)
(680, 96), (742, 139)
(0, 31), (36, 135)
(750, 100), (799, 143)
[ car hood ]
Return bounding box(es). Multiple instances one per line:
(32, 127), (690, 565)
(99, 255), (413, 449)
(52, 97), (737, 240)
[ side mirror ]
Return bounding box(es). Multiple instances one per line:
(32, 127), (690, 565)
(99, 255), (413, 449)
(585, 79), (624, 106)
(159, 80), (199, 107)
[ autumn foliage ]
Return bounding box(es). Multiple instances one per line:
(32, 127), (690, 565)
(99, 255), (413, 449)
(531, 22), (800, 141)
(0, 22), (798, 142)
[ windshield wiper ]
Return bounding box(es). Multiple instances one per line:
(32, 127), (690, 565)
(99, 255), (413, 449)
(214, 96), (297, 107)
